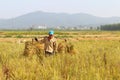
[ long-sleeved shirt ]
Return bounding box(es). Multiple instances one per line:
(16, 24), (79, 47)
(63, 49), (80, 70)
(40, 36), (57, 53)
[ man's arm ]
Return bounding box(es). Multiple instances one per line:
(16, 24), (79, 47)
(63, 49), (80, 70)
(53, 40), (57, 54)
(32, 37), (45, 43)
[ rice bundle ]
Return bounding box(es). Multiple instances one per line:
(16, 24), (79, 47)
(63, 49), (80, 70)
(23, 41), (44, 57)
(57, 42), (67, 53)
(66, 43), (77, 54)
(57, 39), (77, 54)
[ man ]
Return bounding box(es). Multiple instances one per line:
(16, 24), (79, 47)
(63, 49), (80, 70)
(40, 30), (57, 56)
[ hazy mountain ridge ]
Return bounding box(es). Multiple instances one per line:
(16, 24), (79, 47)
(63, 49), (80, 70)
(0, 11), (120, 29)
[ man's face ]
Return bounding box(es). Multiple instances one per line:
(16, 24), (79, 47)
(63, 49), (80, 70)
(49, 34), (54, 38)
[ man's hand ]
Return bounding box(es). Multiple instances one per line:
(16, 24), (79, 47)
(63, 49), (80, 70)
(34, 37), (38, 42)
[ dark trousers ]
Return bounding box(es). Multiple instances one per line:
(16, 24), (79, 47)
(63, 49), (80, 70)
(45, 51), (54, 57)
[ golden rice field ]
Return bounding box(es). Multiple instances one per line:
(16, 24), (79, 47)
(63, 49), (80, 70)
(0, 30), (120, 80)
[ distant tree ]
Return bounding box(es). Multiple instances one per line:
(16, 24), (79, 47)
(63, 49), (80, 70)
(28, 25), (35, 31)
(90, 27), (93, 30)
(100, 23), (120, 30)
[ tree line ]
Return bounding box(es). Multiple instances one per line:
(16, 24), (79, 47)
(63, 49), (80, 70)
(100, 23), (120, 30)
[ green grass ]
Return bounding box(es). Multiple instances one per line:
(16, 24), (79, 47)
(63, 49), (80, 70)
(1, 30), (120, 35)
(1, 30), (120, 39)
(0, 40), (120, 80)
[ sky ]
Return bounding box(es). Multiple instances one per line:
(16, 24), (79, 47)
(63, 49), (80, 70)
(0, 0), (120, 19)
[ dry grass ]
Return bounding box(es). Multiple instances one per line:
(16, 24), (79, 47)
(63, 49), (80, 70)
(0, 31), (120, 80)
(0, 40), (120, 80)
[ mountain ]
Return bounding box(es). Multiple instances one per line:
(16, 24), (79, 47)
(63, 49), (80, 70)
(0, 11), (120, 29)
